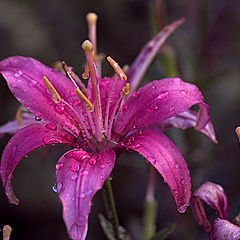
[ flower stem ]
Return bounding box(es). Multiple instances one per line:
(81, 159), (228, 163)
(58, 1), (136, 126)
(143, 165), (158, 240)
(102, 177), (120, 240)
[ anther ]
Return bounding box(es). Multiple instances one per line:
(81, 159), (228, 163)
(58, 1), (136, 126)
(107, 56), (127, 81)
(3, 225), (12, 240)
(75, 88), (94, 112)
(82, 40), (93, 52)
(121, 83), (130, 98)
(86, 12), (98, 26)
(43, 76), (61, 103)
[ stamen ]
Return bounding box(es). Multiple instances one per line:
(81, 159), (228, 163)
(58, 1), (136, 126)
(75, 88), (94, 112)
(121, 83), (130, 98)
(43, 76), (61, 103)
(107, 56), (127, 81)
(3, 225), (12, 240)
(82, 51), (94, 79)
(86, 12), (98, 54)
(15, 105), (23, 126)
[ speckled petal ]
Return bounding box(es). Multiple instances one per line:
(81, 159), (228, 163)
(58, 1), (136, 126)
(114, 78), (210, 136)
(121, 128), (191, 213)
(151, 110), (217, 143)
(56, 148), (115, 240)
(0, 123), (76, 204)
(210, 218), (240, 240)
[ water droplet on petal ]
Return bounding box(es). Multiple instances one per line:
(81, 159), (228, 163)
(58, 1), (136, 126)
(80, 193), (85, 199)
(73, 100), (80, 106)
(12, 145), (18, 152)
(117, 142), (124, 148)
(181, 179), (186, 185)
(147, 156), (156, 165)
(45, 123), (57, 131)
(54, 103), (65, 114)
(120, 105), (128, 112)
(81, 170), (89, 176)
(157, 91), (169, 99)
(56, 163), (64, 170)
(43, 137), (63, 144)
(180, 90), (187, 94)
(133, 91), (140, 97)
(169, 106), (175, 111)
(89, 158), (96, 166)
(71, 164), (80, 172)
(131, 143), (141, 149)
(99, 164), (106, 169)
(175, 163), (179, 169)
(71, 173), (78, 180)
(57, 183), (63, 192)
(15, 71), (23, 77)
(178, 204), (187, 213)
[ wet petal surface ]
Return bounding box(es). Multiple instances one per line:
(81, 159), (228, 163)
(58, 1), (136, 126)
(56, 148), (115, 240)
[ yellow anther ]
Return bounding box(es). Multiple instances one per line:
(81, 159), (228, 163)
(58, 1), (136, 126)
(121, 83), (130, 98)
(16, 105), (23, 126)
(75, 88), (94, 112)
(43, 76), (61, 103)
(82, 40), (93, 52)
(107, 56), (127, 81)
(235, 127), (240, 141)
(86, 12), (98, 26)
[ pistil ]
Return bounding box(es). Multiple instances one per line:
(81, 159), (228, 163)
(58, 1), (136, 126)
(86, 12), (98, 55)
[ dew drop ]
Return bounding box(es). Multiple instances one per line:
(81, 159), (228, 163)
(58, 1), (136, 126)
(57, 183), (63, 192)
(54, 103), (65, 114)
(99, 164), (106, 169)
(120, 105), (128, 112)
(175, 163), (179, 169)
(56, 163), (64, 170)
(12, 145), (18, 152)
(43, 137), (63, 144)
(157, 91), (169, 99)
(89, 158), (96, 166)
(71, 173), (78, 180)
(14, 71), (23, 77)
(180, 90), (187, 94)
(178, 204), (187, 213)
(45, 123), (57, 131)
(80, 193), (85, 199)
(73, 100), (80, 106)
(117, 142), (124, 148)
(133, 91), (140, 97)
(131, 143), (140, 149)
(147, 156), (156, 165)
(169, 106), (175, 111)
(181, 179), (186, 185)
(71, 164), (80, 172)
(35, 116), (43, 121)
(81, 170), (89, 176)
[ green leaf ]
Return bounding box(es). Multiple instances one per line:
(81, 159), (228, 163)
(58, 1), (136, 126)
(98, 214), (131, 240)
(150, 224), (176, 240)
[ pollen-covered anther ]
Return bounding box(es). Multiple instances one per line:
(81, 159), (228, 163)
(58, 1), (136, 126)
(121, 83), (130, 98)
(43, 76), (61, 103)
(3, 225), (12, 240)
(86, 12), (98, 26)
(75, 88), (94, 112)
(235, 126), (240, 141)
(107, 56), (127, 81)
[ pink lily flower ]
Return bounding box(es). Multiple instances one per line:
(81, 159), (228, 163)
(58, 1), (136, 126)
(191, 181), (240, 240)
(0, 18), (216, 240)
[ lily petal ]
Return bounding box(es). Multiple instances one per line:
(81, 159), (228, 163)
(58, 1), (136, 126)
(0, 56), (84, 135)
(210, 218), (240, 240)
(0, 113), (37, 138)
(0, 123), (77, 204)
(121, 128), (191, 213)
(127, 19), (184, 92)
(114, 78), (210, 136)
(150, 110), (217, 143)
(55, 148), (115, 240)
(191, 182), (228, 232)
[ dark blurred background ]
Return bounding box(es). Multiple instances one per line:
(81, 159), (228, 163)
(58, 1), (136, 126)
(0, 0), (239, 239)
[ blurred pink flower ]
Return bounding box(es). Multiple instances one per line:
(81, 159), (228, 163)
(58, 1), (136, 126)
(0, 20), (216, 240)
(191, 181), (240, 240)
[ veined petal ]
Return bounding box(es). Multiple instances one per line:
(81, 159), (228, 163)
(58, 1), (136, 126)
(150, 110), (217, 143)
(55, 148), (115, 240)
(210, 219), (240, 240)
(127, 19), (184, 92)
(191, 182), (228, 232)
(114, 78), (210, 136)
(121, 128), (191, 213)
(0, 113), (37, 138)
(0, 56), (85, 135)
(0, 123), (77, 204)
